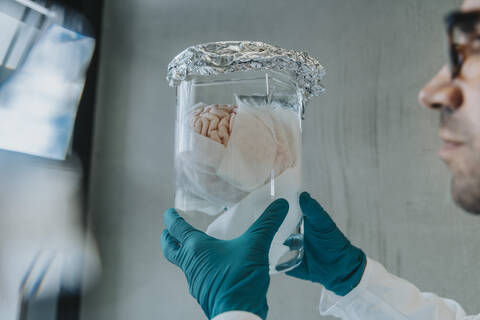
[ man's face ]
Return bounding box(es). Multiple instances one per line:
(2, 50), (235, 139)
(419, 0), (480, 214)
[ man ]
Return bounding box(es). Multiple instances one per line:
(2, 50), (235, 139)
(161, 0), (480, 319)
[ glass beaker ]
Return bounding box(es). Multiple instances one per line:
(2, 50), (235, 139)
(167, 41), (325, 273)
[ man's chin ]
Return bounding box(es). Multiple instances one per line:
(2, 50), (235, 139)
(451, 176), (480, 215)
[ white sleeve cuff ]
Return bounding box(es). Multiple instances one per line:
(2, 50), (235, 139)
(318, 257), (468, 319)
(318, 257), (372, 318)
(211, 311), (262, 320)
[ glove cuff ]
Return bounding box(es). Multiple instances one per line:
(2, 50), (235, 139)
(208, 269), (270, 320)
(210, 297), (268, 320)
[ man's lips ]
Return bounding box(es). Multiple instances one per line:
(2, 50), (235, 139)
(438, 130), (464, 160)
(441, 140), (463, 149)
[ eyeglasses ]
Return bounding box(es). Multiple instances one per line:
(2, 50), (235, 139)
(445, 10), (480, 78)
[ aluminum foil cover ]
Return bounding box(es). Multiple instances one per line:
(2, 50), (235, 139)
(167, 41), (325, 102)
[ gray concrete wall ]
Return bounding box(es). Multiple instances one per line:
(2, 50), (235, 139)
(80, 0), (480, 319)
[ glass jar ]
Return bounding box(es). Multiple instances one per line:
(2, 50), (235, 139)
(167, 41), (324, 273)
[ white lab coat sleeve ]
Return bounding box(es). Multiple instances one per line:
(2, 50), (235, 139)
(318, 257), (477, 320)
(211, 311), (262, 320)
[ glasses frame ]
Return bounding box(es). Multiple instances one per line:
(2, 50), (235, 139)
(445, 10), (480, 78)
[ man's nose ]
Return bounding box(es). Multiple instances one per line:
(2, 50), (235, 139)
(418, 65), (463, 111)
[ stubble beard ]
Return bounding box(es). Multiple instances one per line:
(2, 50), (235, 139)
(451, 152), (480, 214)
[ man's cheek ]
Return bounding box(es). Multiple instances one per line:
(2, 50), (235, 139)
(460, 55), (480, 82)
(471, 138), (480, 166)
(456, 138), (480, 179)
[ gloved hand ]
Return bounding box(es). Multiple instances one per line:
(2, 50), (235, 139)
(286, 192), (366, 296)
(161, 199), (289, 320)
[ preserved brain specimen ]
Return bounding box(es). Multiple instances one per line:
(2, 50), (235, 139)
(188, 104), (237, 147)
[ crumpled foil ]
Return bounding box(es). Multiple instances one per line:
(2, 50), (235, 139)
(167, 41), (325, 102)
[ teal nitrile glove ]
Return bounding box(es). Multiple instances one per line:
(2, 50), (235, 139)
(161, 199), (289, 320)
(286, 192), (366, 296)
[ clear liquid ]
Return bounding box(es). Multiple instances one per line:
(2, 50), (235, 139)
(271, 223), (304, 273)
(270, 233), (303, 274)
(174, 72), (304, 274)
